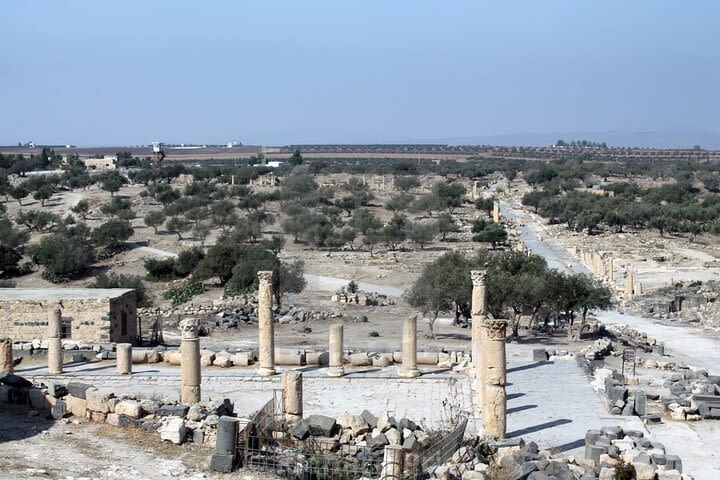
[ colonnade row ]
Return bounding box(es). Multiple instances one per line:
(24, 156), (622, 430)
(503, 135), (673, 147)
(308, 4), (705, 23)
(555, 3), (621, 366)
(0, 270), (507, 438)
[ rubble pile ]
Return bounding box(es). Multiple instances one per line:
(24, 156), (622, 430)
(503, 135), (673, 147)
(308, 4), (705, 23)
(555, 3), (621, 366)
(433, 427), (693, 480)
(657, 367), (720, 421)
(626, 281), (720, 330)
(288, 410), (431, 453)
(0, 373), (233, 446)
(330, 289), (395, 306)
(139, 304), (339, 327)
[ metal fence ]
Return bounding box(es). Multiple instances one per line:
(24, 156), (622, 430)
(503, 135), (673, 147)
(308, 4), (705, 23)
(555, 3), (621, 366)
(239, 395), (467, 480)
(414, 417), (468, 473)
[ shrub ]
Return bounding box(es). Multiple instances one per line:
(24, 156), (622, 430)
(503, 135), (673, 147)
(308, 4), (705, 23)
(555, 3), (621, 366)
(144, 257), (178, 281)
(0, 279), (16, 288)
(162, 281), (204, 306)
(175, 247), (205, 277)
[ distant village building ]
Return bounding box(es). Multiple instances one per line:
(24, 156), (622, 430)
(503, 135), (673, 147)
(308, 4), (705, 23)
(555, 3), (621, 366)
(0, 289), (137, 344)
(83, 155), (117, 170)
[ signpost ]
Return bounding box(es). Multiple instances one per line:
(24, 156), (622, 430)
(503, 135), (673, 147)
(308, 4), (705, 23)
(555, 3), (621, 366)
(622, 348), (636, 378)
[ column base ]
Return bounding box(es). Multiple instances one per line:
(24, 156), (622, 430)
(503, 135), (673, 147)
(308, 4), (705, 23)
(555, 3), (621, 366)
(258, 366), (277, 376)
(181, 385), (201, 404)
(327, 366), (345, 377)
(398, 367), (421, 378)
(48, 368), (64, 375)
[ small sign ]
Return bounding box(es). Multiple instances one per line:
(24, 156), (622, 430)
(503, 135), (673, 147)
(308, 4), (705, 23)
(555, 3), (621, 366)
(621, 348), (637, 378)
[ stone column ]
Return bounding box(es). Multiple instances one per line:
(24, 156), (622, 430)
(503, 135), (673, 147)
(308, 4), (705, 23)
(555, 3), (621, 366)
(116, 343), (132, 375)
(608, 257), (614, 282)
(327, 324), (345, 377)
(492, 201), (500, 223)
(471, 270), (487, 409)
(179, 318), (201, 404)
(399, 315), (420, 378)
(257, 271), (276, 376)
(482, 319), (507, 438)
(48, 304), (63, 375)
(637, 282), (643, 295)
(626, 270), (634, 297)
(210, 416), (241, 472)
(472, 181), (478, 200)
(281, 371), (303, 421)
(0, 338), (13, 374)
(380, 445), (404, 480)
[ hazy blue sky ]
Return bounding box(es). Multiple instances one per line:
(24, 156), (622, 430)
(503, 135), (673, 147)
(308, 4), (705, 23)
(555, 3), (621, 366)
(2, 1), (719, 146)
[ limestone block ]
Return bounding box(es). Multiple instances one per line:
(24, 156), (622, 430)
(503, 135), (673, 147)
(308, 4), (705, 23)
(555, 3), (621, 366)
(213, 355), (232, 368)
(85, 388), (113, 414)
(634, 463), (657, 480)
(231, 352), (253, 366)
(598, 467), (617, 480)
(417, 352), (439, 365)
(65, 395), (87, 418)
(657, 471), (682, 480)
(385, 427), (401, 445)
(166, 351), (182, 365)
(200, 355), (214, 367)
(89, 411), (107, 422)
(373, 356), (391, 367)
(438, 352), (452, 367)
(159, 417), (187, 444)
(114, 400), (142, 418)
(349, 352), (372, 366)
(146, 350), (162, 363)
(131, 351), (148, 364)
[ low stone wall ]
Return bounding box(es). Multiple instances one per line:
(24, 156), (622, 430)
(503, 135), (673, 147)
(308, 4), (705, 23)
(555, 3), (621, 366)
(0, 373), (233, 447)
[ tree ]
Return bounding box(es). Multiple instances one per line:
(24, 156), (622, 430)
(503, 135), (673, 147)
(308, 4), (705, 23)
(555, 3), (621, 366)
(475, 197), (494, 215)
(175, 247), (205, 277)
(472, 219), (507, 248)
(101, 172), (126, 197)
(11, 186), (28, 205)
(395, 176), (420, 192)
(0, 215), (29, 274)
(380, 215), (407, 251)
(289, 149), (303, 166)
(144, 211), (166, 233)
(434, 181), (466, 213)
(349, 208), (382, 235)
(71, 199), (90, 220)
(33, 184), (54, 206)
(406, 221), (435, 249)
(405, 251), (474, 337)
(409, 193), (441, 218)
(91, 219), (134, 254)
(192, 223), (211, 245)
(385, 193), (414, 213)
(166, 216), (191, 240)
(28, 234), (94, 282)
(435, 213), (459, 241)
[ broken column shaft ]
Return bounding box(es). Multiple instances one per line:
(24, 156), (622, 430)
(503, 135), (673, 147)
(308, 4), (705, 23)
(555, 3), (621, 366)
(116, 343), (132, 375)
(48, 305), (63, 375)
(281, 370), (303, 421)
(482, 319), (508, 438)
(327, 323), (345, 377)
(399, 315), (420, 378)
(257, 271), (276, 376)
(471, 270), (487, 409)
(0, 337), (13, 374)
(180, 318), (201, 403)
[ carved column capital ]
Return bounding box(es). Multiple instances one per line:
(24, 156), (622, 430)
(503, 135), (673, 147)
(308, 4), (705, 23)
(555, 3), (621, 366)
(258, 270), (273, 285)
(179, 317), (200, 340)
(471, 270), (487, 287)
(482, 319), (507, 340)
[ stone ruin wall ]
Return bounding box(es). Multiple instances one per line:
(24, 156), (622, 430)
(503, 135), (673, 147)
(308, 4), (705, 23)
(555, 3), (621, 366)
(0, 291), (137, 344)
